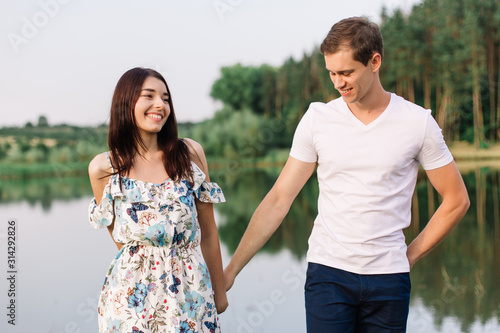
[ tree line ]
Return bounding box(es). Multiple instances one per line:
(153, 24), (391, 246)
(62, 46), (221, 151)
(380, 0), (500, 148)
(0, 116), (109, 179)
(185, 0), (500, 159)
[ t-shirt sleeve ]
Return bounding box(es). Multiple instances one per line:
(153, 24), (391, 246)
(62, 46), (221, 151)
(289, 107), (317, 163)
(417, 112), (454, 170)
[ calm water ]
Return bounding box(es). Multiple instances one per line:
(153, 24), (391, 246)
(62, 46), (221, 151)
(0, 164), (499, 333)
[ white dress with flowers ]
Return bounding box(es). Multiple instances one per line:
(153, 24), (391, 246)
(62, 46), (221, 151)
(88, 153), (225, 333)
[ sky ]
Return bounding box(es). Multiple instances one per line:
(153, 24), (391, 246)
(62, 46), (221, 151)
(1, 0), (421, 127)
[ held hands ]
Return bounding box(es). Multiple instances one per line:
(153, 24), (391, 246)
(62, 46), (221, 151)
(214, 279), (229, 314)
(213, 266), (236, 314)
(224, 266), (236, 292)
(213, 267), (232, 314)
(215, 294), (229, 314)
(214, 273), (229, 314)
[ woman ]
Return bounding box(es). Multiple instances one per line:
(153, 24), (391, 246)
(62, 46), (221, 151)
(88, 67), (228, 332)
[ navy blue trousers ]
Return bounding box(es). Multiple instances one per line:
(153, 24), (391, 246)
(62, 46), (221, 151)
(305, 262), (411, 332)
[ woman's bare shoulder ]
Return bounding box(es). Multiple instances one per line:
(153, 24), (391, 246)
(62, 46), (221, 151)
(88, 152), (113, 181)
(183, 138), (203, 152)
(183, 138), (208, 173)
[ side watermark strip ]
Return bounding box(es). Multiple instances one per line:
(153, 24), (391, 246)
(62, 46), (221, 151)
(6, 219), (17, 325)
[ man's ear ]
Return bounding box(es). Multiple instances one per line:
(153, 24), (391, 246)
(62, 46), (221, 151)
(370, 53), (382, 72)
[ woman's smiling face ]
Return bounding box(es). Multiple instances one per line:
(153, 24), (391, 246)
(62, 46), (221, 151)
(134, 76), (170, 136)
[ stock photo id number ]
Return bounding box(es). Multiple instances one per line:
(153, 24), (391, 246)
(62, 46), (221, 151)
(6, 219), (17, 325)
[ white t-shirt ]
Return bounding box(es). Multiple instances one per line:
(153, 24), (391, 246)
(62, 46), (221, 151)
(290, 93), (454, 274)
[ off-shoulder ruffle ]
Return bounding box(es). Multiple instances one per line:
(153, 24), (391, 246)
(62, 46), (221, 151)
(88, 162), (225, 229)
(88, 177), (125, 229)
(194, 180), (225, 203)
(190, 162), (226, 203)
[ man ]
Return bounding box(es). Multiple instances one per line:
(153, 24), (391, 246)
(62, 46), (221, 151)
(224, 17), (469, 332)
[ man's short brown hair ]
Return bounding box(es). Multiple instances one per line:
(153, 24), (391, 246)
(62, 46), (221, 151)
(320, 17), (384, 66)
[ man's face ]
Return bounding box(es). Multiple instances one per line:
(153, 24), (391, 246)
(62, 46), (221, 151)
(324, 48), (378, 105)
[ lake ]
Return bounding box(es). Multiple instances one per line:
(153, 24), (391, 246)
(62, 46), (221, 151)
(0, 163), (499, 333)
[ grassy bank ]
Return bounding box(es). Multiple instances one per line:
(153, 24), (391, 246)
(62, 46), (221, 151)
(0, 162), (89, 180)
(1, 142), (499, 180)
(449, 141), (500, 160)
(449, 142), (500, 172)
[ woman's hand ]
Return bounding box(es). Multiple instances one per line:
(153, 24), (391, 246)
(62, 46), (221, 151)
(215, 293), (229, 314)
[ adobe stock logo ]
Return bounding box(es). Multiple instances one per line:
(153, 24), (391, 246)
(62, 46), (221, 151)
(212, 0), (244, 20)
(7, 0), (73, 54)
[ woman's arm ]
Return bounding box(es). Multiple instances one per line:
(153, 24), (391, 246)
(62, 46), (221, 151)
(186, 139), (228, 314)
(197, 200), (228, 314)
(88, 153), (122, 250)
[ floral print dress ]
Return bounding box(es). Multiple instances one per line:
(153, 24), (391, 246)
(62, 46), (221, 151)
(88, 153), (225, 333)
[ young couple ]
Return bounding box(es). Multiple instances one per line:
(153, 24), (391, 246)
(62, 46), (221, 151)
(89, 17), (469, 332)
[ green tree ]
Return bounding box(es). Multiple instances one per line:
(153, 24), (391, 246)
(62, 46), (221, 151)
(463, 0), (487, 148)
(37, 115), (49, 127)
(210, 64), (278, 115)
(35, 141), (50, 163)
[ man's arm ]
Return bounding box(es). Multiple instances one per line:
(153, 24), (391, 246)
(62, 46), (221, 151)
(407, 161), (470, 269)
(224, 156), (316, 290)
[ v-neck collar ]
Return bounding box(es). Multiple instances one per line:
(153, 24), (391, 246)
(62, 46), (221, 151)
(340, 93), (393, 129)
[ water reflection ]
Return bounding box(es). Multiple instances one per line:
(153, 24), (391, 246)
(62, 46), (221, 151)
(1, 166), (498, 331)
(0, 176), (92, 211)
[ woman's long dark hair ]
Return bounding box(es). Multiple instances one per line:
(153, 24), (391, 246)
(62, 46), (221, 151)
(108, 67), (192, 182)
